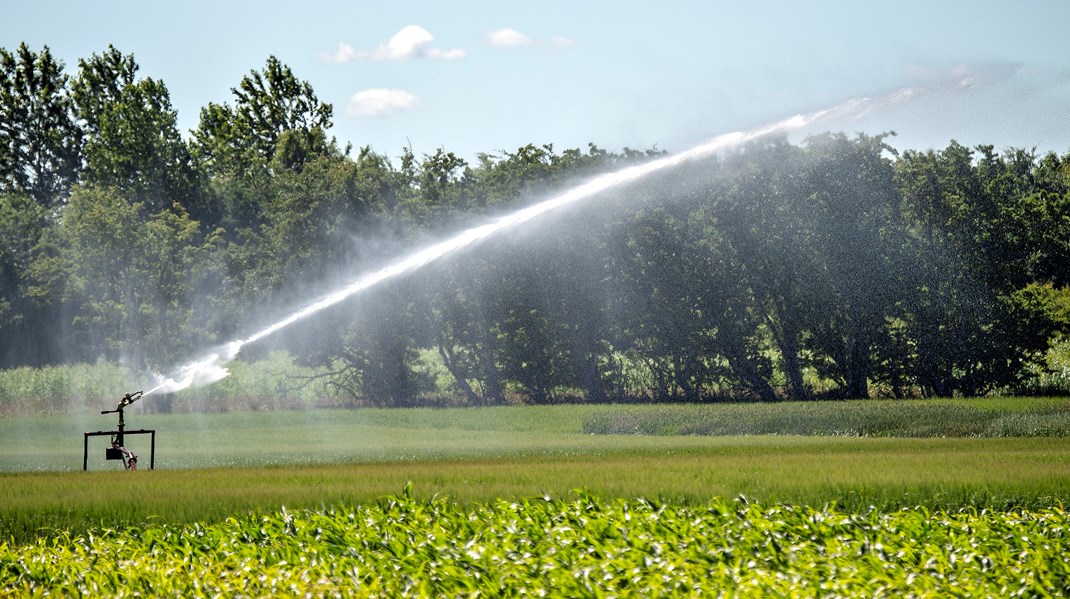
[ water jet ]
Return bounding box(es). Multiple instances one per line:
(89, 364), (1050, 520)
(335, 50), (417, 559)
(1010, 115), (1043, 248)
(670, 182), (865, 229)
(144, 86), (929, 399)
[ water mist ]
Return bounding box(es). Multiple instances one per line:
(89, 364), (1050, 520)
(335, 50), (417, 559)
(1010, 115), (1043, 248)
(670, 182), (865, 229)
(143, 87), (926, 398)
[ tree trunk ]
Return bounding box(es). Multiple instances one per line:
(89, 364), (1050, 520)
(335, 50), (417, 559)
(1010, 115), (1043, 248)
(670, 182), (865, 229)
(770, 317), (810, 401)
(844, 324), (870, 399)
(478, 333), (504, 405)
(436, 340), (480, 405)
(581, 352), (608, 403)
(724, 342), (779, 402)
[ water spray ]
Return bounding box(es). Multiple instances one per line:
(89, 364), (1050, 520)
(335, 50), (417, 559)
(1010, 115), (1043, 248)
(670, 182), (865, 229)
(143, 83), (942, 398)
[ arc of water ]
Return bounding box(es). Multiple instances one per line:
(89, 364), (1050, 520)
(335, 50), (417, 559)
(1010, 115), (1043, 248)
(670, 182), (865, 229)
(145, 95), (878, 396)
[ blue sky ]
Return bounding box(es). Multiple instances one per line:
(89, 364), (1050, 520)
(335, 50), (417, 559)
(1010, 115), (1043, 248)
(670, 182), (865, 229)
(5, 0), (1070, 162)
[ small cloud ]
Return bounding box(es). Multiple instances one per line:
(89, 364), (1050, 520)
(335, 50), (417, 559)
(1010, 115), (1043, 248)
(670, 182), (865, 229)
(373, 25), (436, 60)
(486, 28), (534, 47)
(322, 42), (363, 63)
(325, 25), (465, 63)
(428, 47), (466, 60)
(549, 35), (575, 48)
(346, 89), (419, 117)
(485, 29), (574, 50)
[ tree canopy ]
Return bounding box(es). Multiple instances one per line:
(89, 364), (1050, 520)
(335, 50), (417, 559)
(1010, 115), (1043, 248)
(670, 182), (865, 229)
(1, 44), (1068, 404)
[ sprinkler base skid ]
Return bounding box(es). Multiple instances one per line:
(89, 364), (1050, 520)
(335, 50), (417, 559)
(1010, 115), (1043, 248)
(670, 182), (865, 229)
(83, 429), (156, 471)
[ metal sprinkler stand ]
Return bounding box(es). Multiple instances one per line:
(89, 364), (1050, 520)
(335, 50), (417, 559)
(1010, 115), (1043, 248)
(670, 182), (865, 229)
(83, 391), (156, 471)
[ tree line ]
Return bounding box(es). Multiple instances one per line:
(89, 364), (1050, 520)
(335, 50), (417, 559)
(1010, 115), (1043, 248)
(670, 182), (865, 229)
(1, 43), (1068, 404)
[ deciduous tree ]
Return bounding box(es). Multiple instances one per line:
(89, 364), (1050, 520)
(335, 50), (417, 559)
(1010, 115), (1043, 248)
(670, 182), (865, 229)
(0, 44), (81, 206)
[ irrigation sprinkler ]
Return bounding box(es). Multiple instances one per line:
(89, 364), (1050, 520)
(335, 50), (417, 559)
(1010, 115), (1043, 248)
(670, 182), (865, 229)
(83, 391), (156, 471)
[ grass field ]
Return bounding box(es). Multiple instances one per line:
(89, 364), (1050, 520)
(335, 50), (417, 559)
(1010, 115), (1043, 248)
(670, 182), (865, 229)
(2, 398), (1069, 545)
(5, 397), (1070, 473)
(3, 399), (1070, 595)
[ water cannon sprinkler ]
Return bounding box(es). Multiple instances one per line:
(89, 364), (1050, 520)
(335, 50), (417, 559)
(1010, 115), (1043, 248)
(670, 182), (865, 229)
(83, 390), (156, 471)
(101, 390), (143, 415)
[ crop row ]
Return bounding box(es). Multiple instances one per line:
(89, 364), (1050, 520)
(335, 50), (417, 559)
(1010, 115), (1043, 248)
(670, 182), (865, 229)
(2, 490), (1067, 597)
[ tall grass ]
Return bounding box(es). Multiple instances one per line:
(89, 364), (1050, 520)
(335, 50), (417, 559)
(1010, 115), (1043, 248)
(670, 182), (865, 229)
(0, 358), (129, 416)
(582, 397), (1070, 437)
(0, 352), (347, 416)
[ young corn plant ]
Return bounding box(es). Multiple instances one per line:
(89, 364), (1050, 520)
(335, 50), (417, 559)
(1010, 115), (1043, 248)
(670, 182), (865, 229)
(2, 492), (1068, 596)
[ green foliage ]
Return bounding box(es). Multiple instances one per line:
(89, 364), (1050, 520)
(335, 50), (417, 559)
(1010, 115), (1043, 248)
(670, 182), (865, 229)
(2, 42), (1069, 404)
(0, 43), (81, 206)
(0, 358), (129, 415)
(317, 294), (432, 408)
(2, 494), (1067, 596)
(0, 352), (345, 415)
(68, 44), (205, 220)
(31, 187), (223, 368)
(69, 44), (138, 138)
(1020, 337), (1070, 395)
(81, 77), (201, 214)
(892, 142), (1070, 396)
(192, 55), (333, 177)
(0, 193), (51, 365)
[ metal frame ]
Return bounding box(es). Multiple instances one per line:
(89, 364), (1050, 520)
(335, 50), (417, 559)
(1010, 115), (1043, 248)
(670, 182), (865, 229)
(83, 429), (156, 470)
(83, 392), (155, 471)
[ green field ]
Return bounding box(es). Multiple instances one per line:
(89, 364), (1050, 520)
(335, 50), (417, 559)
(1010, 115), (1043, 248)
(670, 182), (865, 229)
(3, 399), (1070, 595)
(2, 399), (1070, 539)
(6, 397), (1070, 473)
(5, 492), (1067, 596)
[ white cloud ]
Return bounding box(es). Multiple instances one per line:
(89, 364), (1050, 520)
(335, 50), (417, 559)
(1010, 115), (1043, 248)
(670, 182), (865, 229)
(485, 29), (574, 50)
(373, 25), (435, 60)
(549, 35), (575, 48)
(428, 47), (466, 60)
(346, 89), (419, 117)
(322, 42), (363, 63)
(486, 28), (534, 47)
(325, 26), (465, 63)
